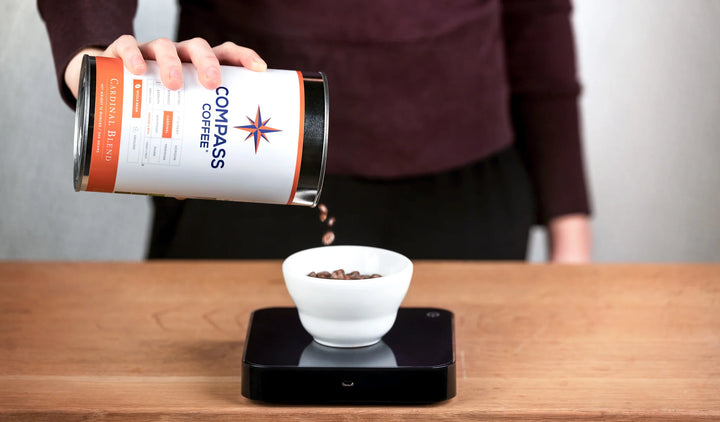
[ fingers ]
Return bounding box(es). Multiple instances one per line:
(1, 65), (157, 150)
(108, 36), (267, 92)
(138, 37), (184, 90)
(105, 34), (146, 75)
(175, 37), (222, 89)
(213, 42), (267, 72)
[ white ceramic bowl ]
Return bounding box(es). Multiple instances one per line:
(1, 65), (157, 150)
(282, 245), (413, 348)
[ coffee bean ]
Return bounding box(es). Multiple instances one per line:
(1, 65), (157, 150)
(307, 269), (382, 280)
(322, 230), (335, 245)
(317, 203), (336, 245)
(318, 203), (328, 222)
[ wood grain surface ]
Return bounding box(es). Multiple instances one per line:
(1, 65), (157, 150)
(0, 262), (719, 421)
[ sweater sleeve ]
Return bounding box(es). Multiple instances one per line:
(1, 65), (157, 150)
(501, 0), (591, 224)
(37, 0), (138, 109)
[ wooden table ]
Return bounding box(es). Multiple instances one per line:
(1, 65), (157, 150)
(1, 262), (718, 421)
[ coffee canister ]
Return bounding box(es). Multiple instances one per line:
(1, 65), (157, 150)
(73, 55), (328, 206)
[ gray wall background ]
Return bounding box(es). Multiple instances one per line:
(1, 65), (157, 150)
(1, 0), (718, 262)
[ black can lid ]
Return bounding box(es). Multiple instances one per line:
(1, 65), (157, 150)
(291, 71), (329, 207)
(73, 55), (96, 192)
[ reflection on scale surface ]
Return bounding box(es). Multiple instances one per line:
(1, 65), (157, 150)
(299, 340), (397, 368)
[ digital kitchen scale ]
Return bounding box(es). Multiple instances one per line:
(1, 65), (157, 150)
(241, 307), (456, 404)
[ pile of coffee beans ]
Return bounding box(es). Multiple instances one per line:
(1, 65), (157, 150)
(318, 203), (335, 245)
(308, 269), (382, 280)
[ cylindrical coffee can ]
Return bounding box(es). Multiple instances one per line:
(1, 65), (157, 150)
(73, 55), (328, 206)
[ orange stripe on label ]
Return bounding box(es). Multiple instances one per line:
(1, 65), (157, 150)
(162, 111), (173, 138)
(132, 79), (143, 118)
(287, 71), (305, 205)
(87, 57), (124, 193)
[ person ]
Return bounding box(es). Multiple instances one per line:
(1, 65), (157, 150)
(38, 0), (592, 261)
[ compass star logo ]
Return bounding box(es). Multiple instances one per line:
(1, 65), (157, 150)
(234, 106), (281, 153)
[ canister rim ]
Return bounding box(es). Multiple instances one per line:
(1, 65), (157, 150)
(313, 71), (329, 208)
(73, 55), (95, 192)
(290, 71), (329, 207)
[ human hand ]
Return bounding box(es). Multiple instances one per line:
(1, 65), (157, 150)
(64, 35), (267, 99)
(548, 214), (592, 263)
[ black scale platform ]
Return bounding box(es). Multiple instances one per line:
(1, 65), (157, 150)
(242, 307), (456, 404)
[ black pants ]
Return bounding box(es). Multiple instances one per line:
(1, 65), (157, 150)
(148, 146), (535, 260)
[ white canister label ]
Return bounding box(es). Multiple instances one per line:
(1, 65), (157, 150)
(82, 56), (319, 205)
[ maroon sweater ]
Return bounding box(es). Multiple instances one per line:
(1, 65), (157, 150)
(38, 0), (590, 223)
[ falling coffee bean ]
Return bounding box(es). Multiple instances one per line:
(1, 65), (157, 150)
(318, 203), (328, 223)
(322, 230), (335, 246)
(317, 203), (336, 245)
